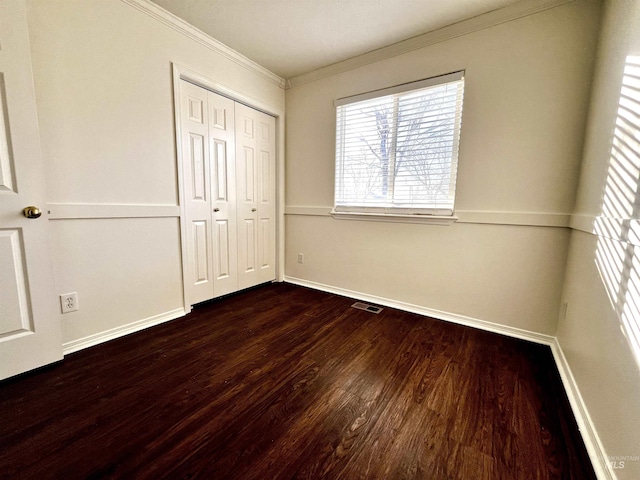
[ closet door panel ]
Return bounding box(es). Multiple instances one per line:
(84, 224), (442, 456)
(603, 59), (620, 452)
(208, 91), (238, 297)
(180, 81), (214, 304)
(256, 115), (276, 283)
(236, 105), (259, 289)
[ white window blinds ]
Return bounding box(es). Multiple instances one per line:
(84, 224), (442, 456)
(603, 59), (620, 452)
(334, 71), (464, 216)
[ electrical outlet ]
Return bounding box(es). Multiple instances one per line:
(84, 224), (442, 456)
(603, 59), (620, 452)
(297, 253), (304, 264)
(60, 292), (78, 314)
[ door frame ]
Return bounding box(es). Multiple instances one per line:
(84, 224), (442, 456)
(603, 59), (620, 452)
(172, 63), (285, 312)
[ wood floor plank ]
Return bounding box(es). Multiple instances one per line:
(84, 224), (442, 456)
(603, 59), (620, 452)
(0, 283), (596, 479)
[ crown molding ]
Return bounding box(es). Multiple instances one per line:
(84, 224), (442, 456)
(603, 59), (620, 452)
(120, 0), (286, 89)
(286, 0), (575, 89)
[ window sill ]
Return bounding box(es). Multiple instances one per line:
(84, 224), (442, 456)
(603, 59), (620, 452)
(330, 210), (458, 225)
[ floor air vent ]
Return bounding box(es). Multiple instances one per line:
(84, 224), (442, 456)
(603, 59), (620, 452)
(351, 302), (383, 314)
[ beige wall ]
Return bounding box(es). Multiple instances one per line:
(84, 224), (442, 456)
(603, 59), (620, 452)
(559, 1), (640, 478)
(287, 216), (571, 334)
(25, 0), (285, 347)
(285, 0), (601, 335)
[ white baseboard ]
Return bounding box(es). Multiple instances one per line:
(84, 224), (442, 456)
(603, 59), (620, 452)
(549, 341), (616, 480)
(62, 308), (187, 355)
(284, 276), (556, 345)
(284, 275), (615, 480)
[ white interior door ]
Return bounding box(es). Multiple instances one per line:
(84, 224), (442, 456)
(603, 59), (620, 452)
(235, 103), (276, 289)
(179, 81), (215, 305)
(0, 0), (62, 380)
(208, 90), (238, 297)
(179, 81), (241, 304)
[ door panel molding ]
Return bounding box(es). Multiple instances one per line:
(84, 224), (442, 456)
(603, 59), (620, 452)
(0, 73), (17, 194)
(0, 228), (33, 338)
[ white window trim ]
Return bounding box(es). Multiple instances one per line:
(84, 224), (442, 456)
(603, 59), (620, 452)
(334, 71), (464, 107)
(330, 209), (458, 225)
(333, 71), (464, 225)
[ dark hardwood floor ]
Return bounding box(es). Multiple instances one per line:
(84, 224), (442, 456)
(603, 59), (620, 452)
(0, 283), (595, 479)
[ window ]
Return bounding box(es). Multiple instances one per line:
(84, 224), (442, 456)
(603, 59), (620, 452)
(333, 71), (465, 221)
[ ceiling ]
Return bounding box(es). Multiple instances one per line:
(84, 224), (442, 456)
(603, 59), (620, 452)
(150, 0), (524, 79)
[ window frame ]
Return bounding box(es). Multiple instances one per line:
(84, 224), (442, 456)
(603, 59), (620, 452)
(331, 71), (465, 225)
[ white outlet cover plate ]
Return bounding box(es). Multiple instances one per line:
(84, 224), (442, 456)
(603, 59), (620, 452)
(60, 293), (78, 313)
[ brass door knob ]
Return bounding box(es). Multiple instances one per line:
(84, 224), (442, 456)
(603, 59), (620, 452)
(23, 206), (42, 219)
(251, 208), (257, 212)
(213, 208), (220, 212)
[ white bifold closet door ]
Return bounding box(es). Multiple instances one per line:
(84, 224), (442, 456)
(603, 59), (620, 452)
(179, 80), (276, 306)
